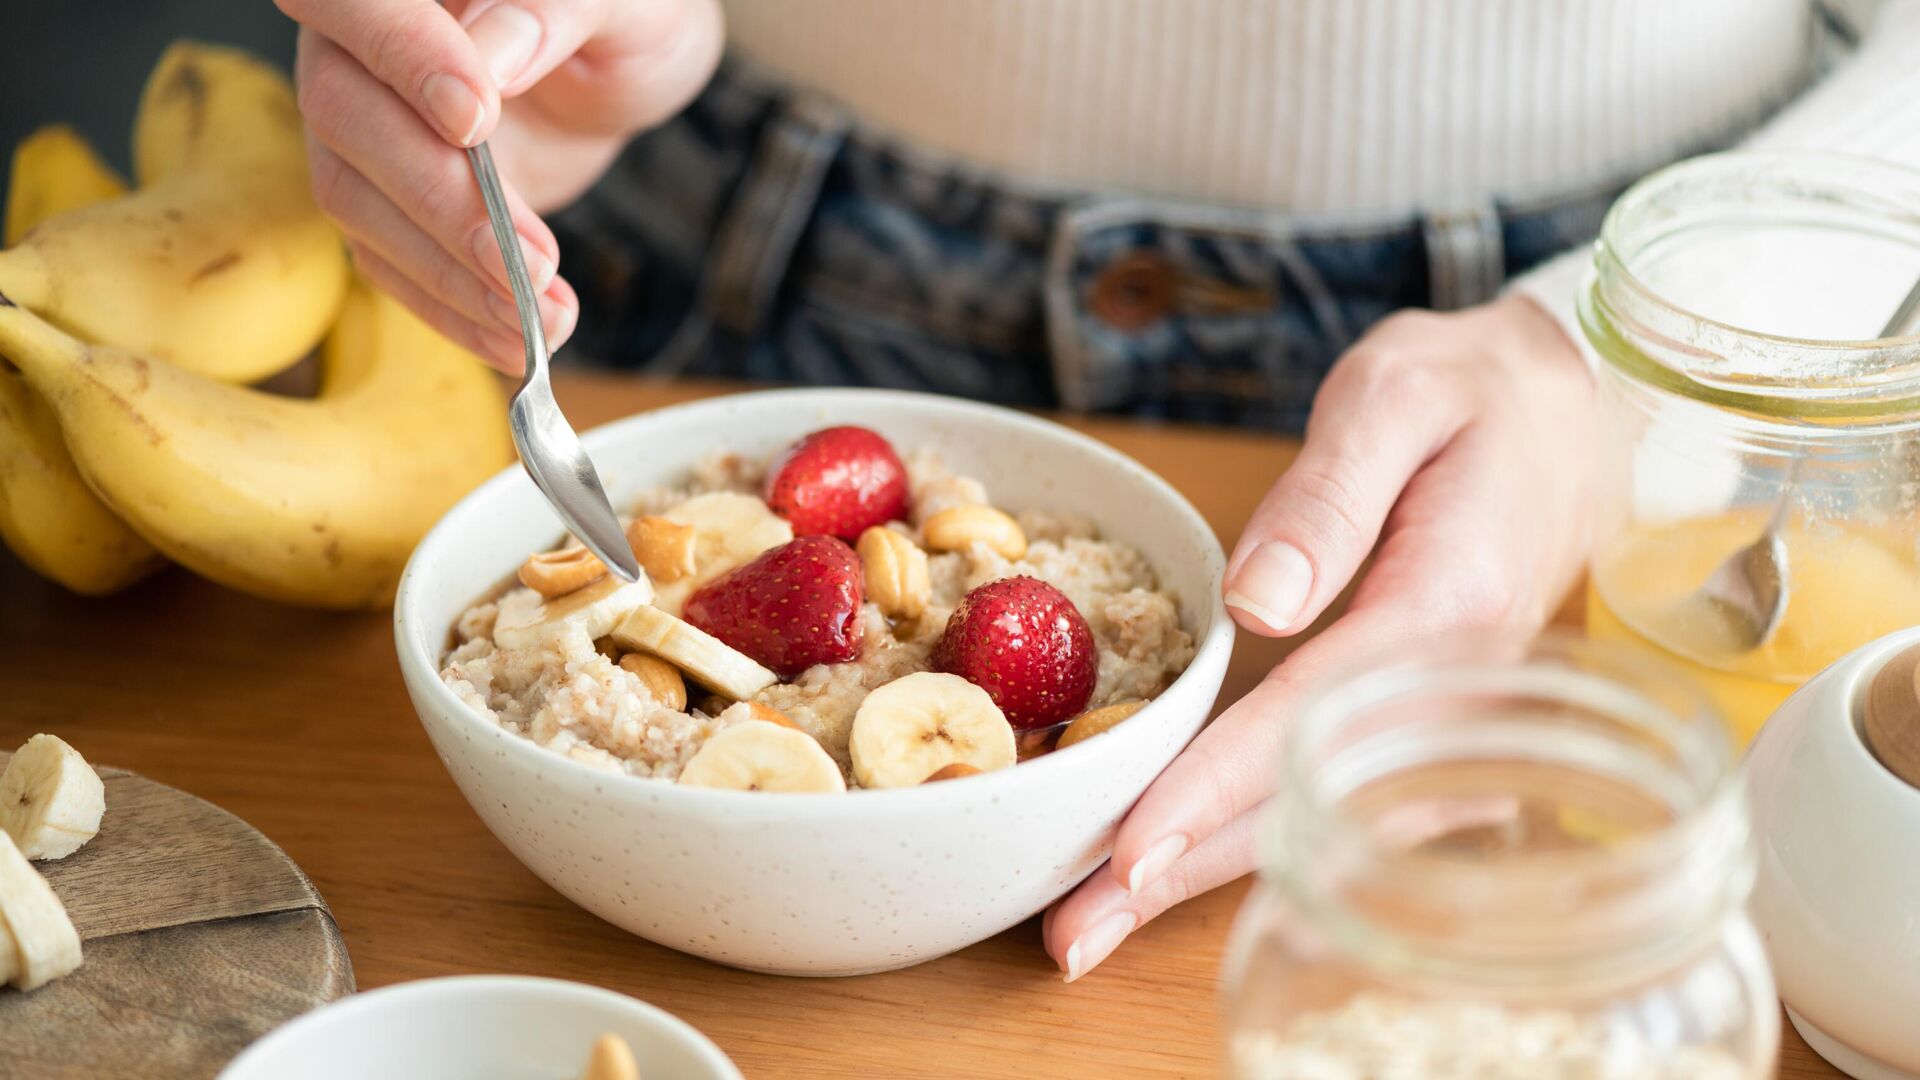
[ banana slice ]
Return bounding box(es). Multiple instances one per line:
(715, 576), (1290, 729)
(849, 672), (1017, 789)
(0, 900), (18, 985)
(0, 734), (105, 860)
(650, 492), (793, 616)
(0, 831), (83, 990)
(610, 605), (777, 700)
(494, 575), (653, 651)
(678, 719), (846, 793)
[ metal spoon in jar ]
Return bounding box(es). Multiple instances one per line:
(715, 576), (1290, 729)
(468, 143), (641, 583)
(1694, 276), (1920, 650)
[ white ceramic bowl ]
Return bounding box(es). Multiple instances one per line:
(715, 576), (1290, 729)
(395, 389), (1233, 975)
(217, 976), (741, 1080)
(1748, 626), (1920, 1080)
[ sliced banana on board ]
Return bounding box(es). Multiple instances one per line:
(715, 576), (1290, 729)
(494, 575), (653, 651)
(611, 604), (777, 701)
(678, 719), (846, 793)
(0, 830), (83, 990)
(0, 901), (17, 985)
(849, 672), (1017, 789)
(0, 733), (104, 860)
(650, 493), (793, 616)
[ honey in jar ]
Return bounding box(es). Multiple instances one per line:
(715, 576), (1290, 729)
(1587, 513), (1920, 743)
(1578, 153), (1920, 746)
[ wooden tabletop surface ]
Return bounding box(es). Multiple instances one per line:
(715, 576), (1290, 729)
(0, 373), (1840, 1078)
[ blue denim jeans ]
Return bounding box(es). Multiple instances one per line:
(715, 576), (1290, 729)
(552, 62), (1649, 432)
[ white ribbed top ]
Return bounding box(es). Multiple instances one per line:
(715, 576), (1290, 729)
(722, 0), (1816, 214)
(721, 0), (1920, 342)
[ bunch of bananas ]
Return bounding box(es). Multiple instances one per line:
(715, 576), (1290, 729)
(0, 42), (514, 608)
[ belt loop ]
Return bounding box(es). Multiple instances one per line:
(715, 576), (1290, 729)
(1422, 204), (1505, 311)
(702, 95), (850, 338)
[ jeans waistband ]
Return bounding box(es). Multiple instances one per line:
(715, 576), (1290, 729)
(698, 62), (1619, 411)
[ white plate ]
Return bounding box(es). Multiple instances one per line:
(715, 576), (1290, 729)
(218, 975), (742, 1080)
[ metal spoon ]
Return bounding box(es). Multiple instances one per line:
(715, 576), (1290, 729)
(468, 143), (640, 583)
(1695, 276), (1920, 650)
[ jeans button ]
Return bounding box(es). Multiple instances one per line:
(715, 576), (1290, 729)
(1090, 253), (1176, 332)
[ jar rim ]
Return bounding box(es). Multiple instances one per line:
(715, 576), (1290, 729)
(1585, 151), (1920, 420)
(1272, 632), (1754, 987)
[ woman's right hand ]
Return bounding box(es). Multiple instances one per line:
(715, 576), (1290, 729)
(275, 0), (724, 370)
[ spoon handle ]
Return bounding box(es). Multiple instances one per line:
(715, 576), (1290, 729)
(467, 143), (548, 387)
(1761, 276), (1920, 539)
(1884, 276), (1920, 340)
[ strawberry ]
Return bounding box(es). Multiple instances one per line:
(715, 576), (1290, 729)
(684, 536), (865, 677)
(933, 577), (1096, 730)
(764, 426), (909, 540)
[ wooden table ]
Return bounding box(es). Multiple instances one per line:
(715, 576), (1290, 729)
(0, 373), (1840, 1078)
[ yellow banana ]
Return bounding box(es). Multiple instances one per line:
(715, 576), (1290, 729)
(0, 282), (513, 609)
(0, 126), (165, 595)
(0, 42), (348, 382)
(0, 372), (167, 595)
(3, 126), (129, 247)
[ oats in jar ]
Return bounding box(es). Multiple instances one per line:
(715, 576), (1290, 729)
(1231, 994), (1749, 1080)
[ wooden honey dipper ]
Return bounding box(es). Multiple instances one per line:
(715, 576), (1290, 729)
(1863, 642), (1920, 789)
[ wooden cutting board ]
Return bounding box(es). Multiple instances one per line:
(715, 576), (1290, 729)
(0, 751), (353, 1079)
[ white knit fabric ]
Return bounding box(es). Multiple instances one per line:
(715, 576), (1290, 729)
(722, 0), (1816, 214)
(722, 0), (1920, 349)
(1512, 0), (1920, 345)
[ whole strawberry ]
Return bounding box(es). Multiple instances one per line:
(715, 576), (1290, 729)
(933, 577), (1096, 730)
(684, 536), (865, 676)
(764, 426), (909, 540)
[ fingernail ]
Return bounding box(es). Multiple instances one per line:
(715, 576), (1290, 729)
(525, 243), (557, 292)
(471, 227), (556, 292)
(1225, 541), (1312, 632)
(421, 73), (484, 146)
(488, 287), (572, 344)
(485, 290), (520, 329)
(535, 292), (564, 339)
(549, 290), (578, 345)
(1125, 834), (1188, 895)
(1063, 911), (1137, 984)
(464, 3), (543, 90)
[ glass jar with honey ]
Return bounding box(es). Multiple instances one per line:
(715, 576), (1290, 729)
(1580, 152), (1920, 746)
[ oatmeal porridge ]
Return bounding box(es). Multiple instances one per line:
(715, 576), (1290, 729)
(440, 426), (1195, 791)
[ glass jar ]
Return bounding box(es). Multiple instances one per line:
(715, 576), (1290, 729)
(1580, 152), (1920, 746)
(1220, 634), (1777, 1080)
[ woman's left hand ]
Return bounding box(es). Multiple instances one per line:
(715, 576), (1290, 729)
(1042, 293), (1597, 980)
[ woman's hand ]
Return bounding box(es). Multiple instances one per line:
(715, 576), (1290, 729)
(1042, 294), (1597, 980)
(276, 0), (724, 369)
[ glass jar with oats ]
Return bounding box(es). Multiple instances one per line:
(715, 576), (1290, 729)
(1220, 635), (1777, 1080)
(1579, 153), (1920, 746)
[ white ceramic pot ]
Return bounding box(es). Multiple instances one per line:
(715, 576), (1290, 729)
(394, 389), (1234, 976)
(217, 976), (741, 1080)
(1748, 626), (1920, 1080)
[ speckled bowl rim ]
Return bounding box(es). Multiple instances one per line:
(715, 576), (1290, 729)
(216, 975), (742, 1080)
(395, 388), (1235, 816)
